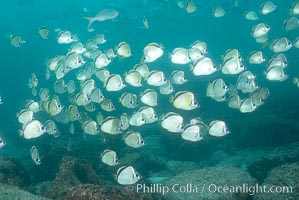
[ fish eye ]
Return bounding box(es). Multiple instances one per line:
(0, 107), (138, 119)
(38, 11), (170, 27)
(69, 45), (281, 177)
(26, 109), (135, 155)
(226, 128), (229, 132)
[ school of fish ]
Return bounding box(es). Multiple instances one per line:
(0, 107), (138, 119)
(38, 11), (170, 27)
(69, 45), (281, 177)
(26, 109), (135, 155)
(3, 1), (299, 185)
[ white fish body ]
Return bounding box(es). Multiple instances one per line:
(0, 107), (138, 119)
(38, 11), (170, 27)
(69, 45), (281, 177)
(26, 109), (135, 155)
(284, 17), (299, 31)
(222, 57), (245, 75)
(252, 23), (270, 38)
(105, 74), (126, 91)
(171, 70), (187, 85)
(191, 40), (208, 54)
(208, 120), (230, 137)
(244, 11), (259, 20)
(120, 113), (130, 131)
(124, 131), (145, 148)
(124, 70), (142, 87)
(116, 42), (132, 58)
(0, 137), (6, 149)
(10, 34), (26, 47)
(17, 109), (34, 124)
(271, 37), (293, 53)
(100, 116), (122, 134)
(212, 79), (229, 97)
(239, 98), (257, 113)
(44, 120), (59, 137)
(94, 53), (111, 69)
(66, 80), (76, 94)
(81, 79), (95, 96)
(188, 47), (204, 62)
(139, 107), (158, 124)
(228, 94), (241, 109)
(129, 112), (146, 126)
(265, 66), (288, 81)
(146, 70), (167, 86)
(134, 63), (149, 78)
(290, 2), (299, 15)
(181, 124), (204, 142)
(260, 1), (276, 15)
(90, 88), (105, 103)
(223, 49), (242, 62)
(143, 43), (164, 63)
(83, 120), (99, 135)
(57, 31), (75, 44)
(160, 112), (184, 133)
(119, 93), (138, 109)
(48, 99), (63, 116)
(213, 6), (225, 18)
(95, 69), (110, 83)
(170, 48), (191, 64)
(248, 51), (265, 64)
(76, 92), (91, 106)
(159, 80), (174, 95)
(39, 88), (50, 101)
(258, 87), (270, 101)
(101, 149), (119, 166)
(70, 42), (86, 54)
(140, 89), (158, 106)
(100, 99), (115, 112)
(117, 166), (141, 185)
(171, 91), (198, 110)
(30, 146), (41, 165)
(191, 57), (217, 76)
(267, 54), (288, 69)
(23, 120), (46, 139)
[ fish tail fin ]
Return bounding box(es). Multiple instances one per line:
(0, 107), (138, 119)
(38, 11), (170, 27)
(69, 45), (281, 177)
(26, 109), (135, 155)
(82, 17), (95, 28)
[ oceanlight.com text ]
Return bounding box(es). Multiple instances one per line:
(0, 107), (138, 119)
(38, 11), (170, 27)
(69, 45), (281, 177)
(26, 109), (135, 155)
(132, 183), (293, 196)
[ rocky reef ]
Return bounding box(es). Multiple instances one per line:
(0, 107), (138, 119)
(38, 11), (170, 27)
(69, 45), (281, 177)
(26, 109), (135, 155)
(0, 157), (30, 190)
(41, 156), (101, 199)
(0, 183), (50, 200)
(253, 162), (299, 200)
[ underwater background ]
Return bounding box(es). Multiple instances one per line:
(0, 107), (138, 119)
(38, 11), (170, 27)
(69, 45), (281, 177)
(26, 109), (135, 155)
(0, 0), (298, 199)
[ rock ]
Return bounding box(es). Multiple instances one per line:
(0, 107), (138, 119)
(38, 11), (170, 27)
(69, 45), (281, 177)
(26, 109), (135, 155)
(0, 157), (30, 189)
(62, 184), (152, 200)
(162, 166), (257, 200)
(247, 142), (299, 183)
(42, 156), (101, 199)
(0, 183), (50, 200)
(166, 160), (200, 176)
(253, 162), (299, 199)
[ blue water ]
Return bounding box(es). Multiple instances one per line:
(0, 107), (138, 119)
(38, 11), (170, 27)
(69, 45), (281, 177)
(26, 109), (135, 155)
(0, 0), (299, 198)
